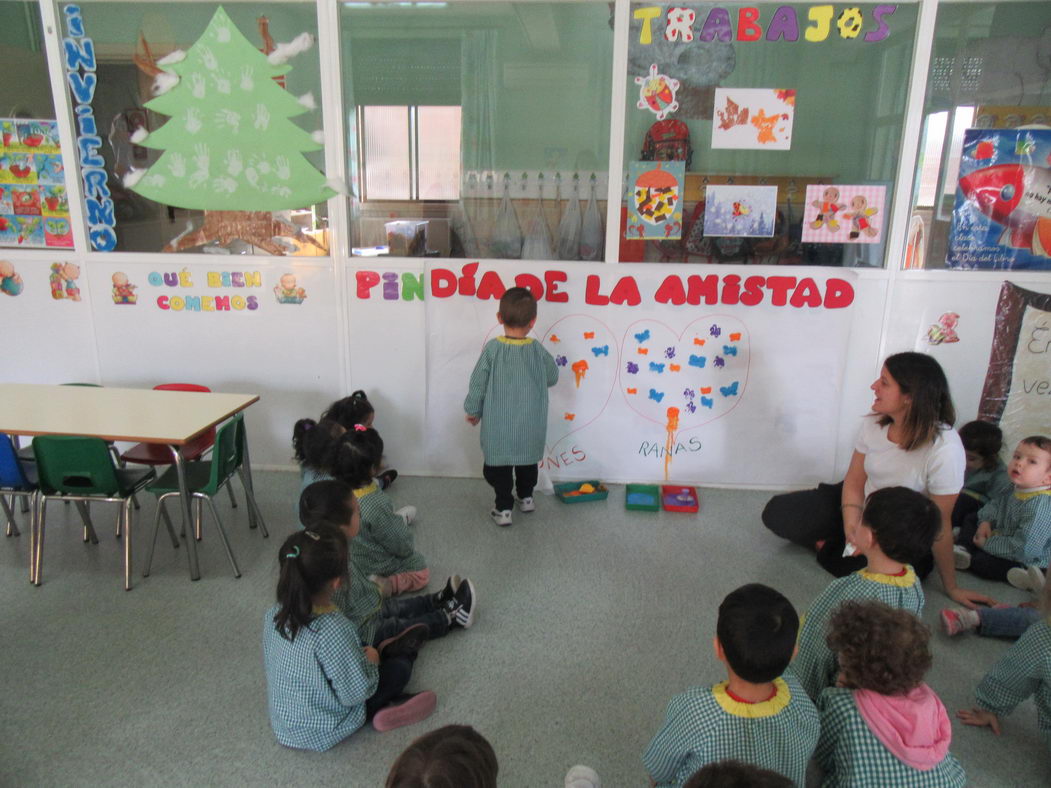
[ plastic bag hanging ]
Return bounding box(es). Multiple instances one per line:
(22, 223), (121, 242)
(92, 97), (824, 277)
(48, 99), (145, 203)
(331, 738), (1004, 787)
(450, 178), (480, 259)
(579, 175), (604, 261)
(491, 174), (523, 259)
(556, 175), (582, 260)
(522, 173), (554, 260)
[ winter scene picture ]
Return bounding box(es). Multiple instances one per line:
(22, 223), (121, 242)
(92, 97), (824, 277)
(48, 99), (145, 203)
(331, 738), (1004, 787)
(702, 184), (777, 238)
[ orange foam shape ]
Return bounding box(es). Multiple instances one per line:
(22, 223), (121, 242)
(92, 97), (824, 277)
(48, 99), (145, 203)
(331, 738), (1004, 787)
(700, 386), (712, 394)
(549, 334), (560, 343)
(669, 364), (680, 372)
(693, 338), (705, 345)
(564, 413), (575, 421)
(571, 359), (589, 388)
(637, 347), (649, 355)
(583, 331), (595, 339)
(626, 387), (637, 395)
(729, 332), (741, 341)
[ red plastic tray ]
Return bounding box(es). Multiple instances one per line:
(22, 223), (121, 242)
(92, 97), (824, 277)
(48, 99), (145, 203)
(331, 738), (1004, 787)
(661, 485), (699, 513)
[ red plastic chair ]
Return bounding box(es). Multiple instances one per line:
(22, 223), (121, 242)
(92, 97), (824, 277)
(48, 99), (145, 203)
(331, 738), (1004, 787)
(120, 384), (216, 466)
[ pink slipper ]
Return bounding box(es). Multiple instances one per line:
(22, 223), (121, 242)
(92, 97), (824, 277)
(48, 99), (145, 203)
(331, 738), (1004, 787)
(372, 691), (437, 732)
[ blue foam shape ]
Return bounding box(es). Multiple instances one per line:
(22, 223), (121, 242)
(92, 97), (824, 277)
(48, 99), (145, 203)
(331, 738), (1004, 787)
(634, 329), (651, 344)
(648, 388), (664, 403)
(688, 355), (706, 368)
(720, 381), (740, 397)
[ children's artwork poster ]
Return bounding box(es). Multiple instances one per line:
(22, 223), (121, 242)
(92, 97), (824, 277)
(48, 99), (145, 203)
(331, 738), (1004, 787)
(801, 184), (886, 244)
(978, 282), (1051, 456)
(711, 88), (795, 150)
(703, 184), (776, 238)
(0, 119), (73, 249)
(351, 261), (856, 485)
(626, 161), (685, 240)
(974, 106), (1051, 129)
(947, 129), (1051, 270)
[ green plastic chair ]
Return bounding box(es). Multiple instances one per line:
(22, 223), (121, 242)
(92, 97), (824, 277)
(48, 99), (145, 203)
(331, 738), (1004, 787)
(143, 414), (267, 579)
(32, 435), (160, 590)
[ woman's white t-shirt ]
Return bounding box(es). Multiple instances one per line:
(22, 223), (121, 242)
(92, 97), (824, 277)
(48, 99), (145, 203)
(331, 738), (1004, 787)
(855, 417), (965, 499)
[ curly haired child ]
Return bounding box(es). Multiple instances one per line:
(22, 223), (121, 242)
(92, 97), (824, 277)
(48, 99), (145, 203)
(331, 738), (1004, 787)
(816, 600), (966, 786)
(322, 390), (398, 489)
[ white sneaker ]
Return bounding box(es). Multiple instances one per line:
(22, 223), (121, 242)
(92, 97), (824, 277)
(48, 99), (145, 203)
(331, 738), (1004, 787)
(1007, 566), (1046, 593)
(953, 546), (972, 570)
(396, 505), (416, 526)
(490, 508), (512, 527)
(565, 765), (601, 788)
(517, 496), (536, 512)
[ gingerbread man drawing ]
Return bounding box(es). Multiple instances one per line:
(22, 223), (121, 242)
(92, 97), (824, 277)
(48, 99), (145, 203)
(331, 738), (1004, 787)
(841, 195), (879, 240)
(810, 186), (842, 231)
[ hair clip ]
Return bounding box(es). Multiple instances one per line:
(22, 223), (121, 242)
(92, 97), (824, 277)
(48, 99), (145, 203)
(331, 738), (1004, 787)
(285, 545), (301, 559)
(353, 424), (366, 432)
(304, 530), (320, 540)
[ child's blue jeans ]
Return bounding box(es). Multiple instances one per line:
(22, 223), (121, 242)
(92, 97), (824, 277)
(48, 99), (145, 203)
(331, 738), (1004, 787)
(371, 593), (449, 646)
(978, 606), (1041, 638)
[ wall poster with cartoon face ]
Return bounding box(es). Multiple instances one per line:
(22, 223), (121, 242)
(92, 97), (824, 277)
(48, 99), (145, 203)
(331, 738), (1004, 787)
(0, 118), (72, 249)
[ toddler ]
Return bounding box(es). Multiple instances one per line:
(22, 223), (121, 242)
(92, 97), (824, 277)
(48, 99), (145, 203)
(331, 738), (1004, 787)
(684, 760), (792, 788)
(386, 724), (498, 787)
(816, 600), (966, 786)
(952, 420), (1011, 530)
(331, 427), (425, 595)
(299, 480), (476, 648)
(464, 286), (558, 526)
(954, 435), (1051, 589)
(262, 528), (435, 751)
(643, 584), (819, 787)
(958, 574), (1051, 756)
(794, 486), (938, 700)
(292, 417), (345, 492)
(323, 389), (398, 488)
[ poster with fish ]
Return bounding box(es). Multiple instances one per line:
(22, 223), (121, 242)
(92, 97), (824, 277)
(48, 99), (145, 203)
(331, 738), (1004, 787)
(626, 161), (685, 240)
(0, 117), (71, 249)
(947, 129), (1051, 270)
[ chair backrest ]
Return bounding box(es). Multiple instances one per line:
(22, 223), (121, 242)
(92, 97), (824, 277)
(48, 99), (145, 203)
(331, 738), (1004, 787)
(33, 436), (122, 495)
(204, 416), (241, 495)
(155, 384), (216, 448)
(0, 435), (32, 489)
(154, 383), (211, 393)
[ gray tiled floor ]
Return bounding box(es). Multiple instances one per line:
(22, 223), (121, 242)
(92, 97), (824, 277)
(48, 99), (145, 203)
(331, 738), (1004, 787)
(1, 473), (1046, 785)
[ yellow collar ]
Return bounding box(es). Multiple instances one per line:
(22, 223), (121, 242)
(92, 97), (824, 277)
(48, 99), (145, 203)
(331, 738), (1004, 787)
(353, 482), (378, 498)
(858, 566), (917, 587)
(497, 335), (533, 345)
(312, 604), (337, 615)
(712, 677), (791, 718)
(1015, 488), (1051, 501)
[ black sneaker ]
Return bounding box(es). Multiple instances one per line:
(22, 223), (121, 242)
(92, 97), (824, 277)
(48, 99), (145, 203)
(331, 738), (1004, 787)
(432, 574), (462, 607)
(376, 622), (428, 659)
(443, 577), (476, 629)
(378, 469), (399, 489)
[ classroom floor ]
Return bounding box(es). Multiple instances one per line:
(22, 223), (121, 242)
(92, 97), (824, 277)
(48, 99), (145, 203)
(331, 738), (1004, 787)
(1, 472), (1047, 786)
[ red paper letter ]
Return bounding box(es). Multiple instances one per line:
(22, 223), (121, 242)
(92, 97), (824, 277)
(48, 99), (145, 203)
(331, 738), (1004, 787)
(355, 270), (380, 299)
(737, 8), (763, 41)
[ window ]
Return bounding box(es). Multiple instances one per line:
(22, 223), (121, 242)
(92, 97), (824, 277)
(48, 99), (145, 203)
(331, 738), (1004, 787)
(357, 105), (462, 201)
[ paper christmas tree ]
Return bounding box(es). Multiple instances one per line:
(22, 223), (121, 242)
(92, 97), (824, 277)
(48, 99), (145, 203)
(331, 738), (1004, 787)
(131, 6), (333, 212)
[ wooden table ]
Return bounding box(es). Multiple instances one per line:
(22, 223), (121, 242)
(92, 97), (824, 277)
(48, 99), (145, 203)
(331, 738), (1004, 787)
(0, 384), (259, 582)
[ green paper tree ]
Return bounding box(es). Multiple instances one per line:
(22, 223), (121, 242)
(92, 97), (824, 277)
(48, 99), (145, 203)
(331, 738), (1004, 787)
(131, 6), (334, 212)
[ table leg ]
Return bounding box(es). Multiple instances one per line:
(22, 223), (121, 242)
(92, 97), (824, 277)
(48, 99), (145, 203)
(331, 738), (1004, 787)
(170, 446), (200, 581)
(240, 425), (259, 530)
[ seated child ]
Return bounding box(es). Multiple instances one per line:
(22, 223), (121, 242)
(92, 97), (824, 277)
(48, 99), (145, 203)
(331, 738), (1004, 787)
(292, 417), (345, 492)
(642, 584), (819, 787)
(952, 420), (1011, 531)
(684, 760), (792, 788)
(941, 565), (1045, 638)
(816, 600), (966, 786)
(958, 575), (1051, 756)
(323, 390), (398, 489)
(331, 427), (425, 595)
(262, 528), (436, 751)
(794, 486), (938, 700)
(954, 435), (1051, 589)
(300, 480), (476, 649)
(386, 724), (498, 788)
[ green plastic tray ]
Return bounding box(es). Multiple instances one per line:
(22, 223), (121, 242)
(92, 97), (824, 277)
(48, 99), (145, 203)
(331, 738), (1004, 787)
(625, 483), (661, 511)
(554, 480), (609, 503)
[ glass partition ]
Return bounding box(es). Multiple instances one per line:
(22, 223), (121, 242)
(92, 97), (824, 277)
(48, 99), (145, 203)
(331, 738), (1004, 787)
(70, 1), (328, 254)
(340, 1), (614, 260)
(618, 2), (917, 265)
(906, 0), (1051, 270)
(0, 0), (64, 251)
